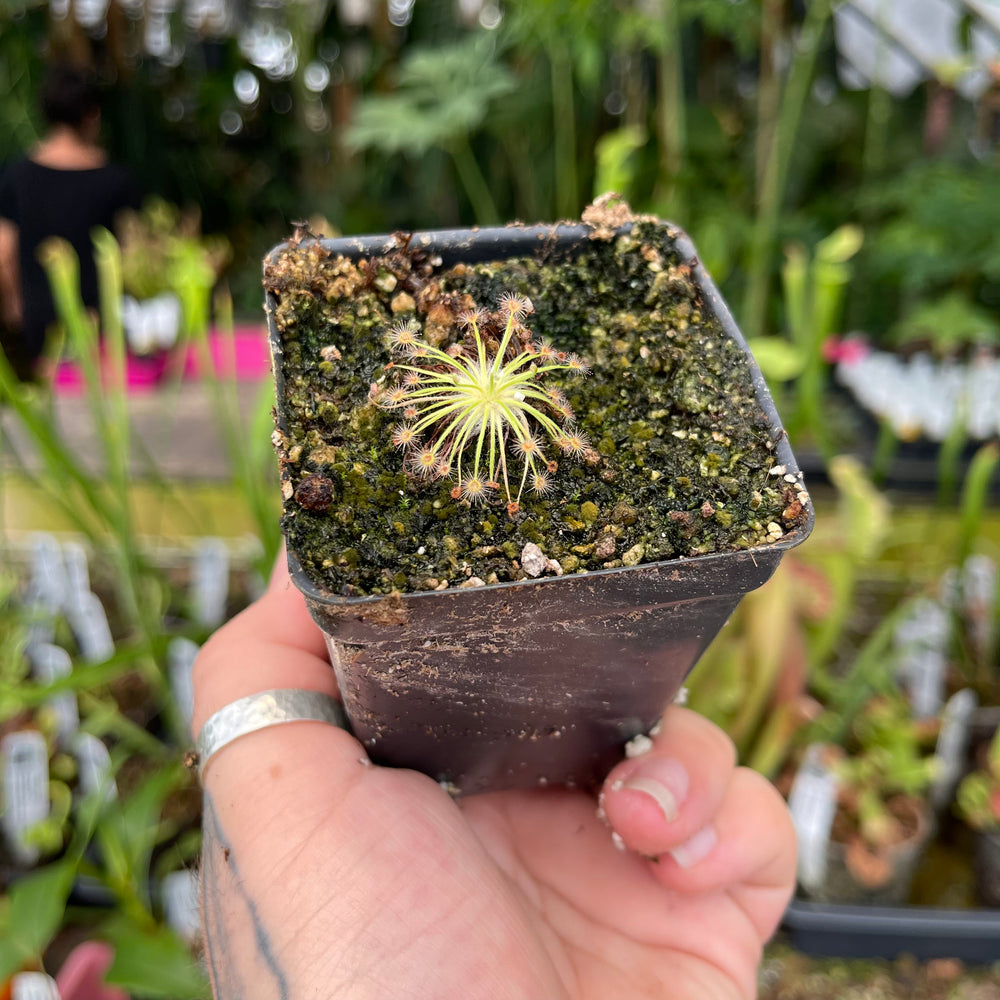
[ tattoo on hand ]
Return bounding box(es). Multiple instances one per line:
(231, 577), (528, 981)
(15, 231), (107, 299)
(201, 794), (291, 1000)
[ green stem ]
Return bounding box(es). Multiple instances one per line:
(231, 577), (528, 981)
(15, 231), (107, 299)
(747, 700), (807, 779)
(0, 348), (117, 537)
(548, 37), (579, 218)
(450, 135), (501, 225)
(957, 442), (1000, 569)
(936, 404), (969, 507)
(755, 0), (783, 200)
(654, 0), (686, 212)
(861, 84), (892, 189)
(742, 0), (835, 338)
(80, 690), (172, 759)
(870, 416), (898, 486)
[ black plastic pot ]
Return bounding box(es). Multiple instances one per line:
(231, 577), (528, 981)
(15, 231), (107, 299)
(801, 800), (935, 906)
(974, 829), (1000, 908)
(782, 898), (1000, 963)
(266, 222), (814, 794)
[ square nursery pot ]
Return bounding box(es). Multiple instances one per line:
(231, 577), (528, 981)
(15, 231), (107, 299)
(264, 214), (814, 794)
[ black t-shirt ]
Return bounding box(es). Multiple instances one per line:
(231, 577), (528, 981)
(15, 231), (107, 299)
(0, 158), (142, 358)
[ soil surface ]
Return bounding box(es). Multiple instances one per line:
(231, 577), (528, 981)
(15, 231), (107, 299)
(266, 219), (810, 597)
(760, 945), (1000, 999)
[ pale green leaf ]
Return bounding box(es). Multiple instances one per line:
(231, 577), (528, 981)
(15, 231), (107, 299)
(6, 858), (76, 958)
(103, 919), (209, 1000)
(746, 337), (806, 383)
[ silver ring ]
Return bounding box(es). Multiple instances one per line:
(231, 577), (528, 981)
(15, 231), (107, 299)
(195, 688), (346, 781)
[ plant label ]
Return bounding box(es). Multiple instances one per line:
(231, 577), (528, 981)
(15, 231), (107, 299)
(895, 596), (950, 650)
(162, 869), (201, 943)
(25, 616), (55, 651)
(12, 973), (60, 1000)
(903, 647), (948, 720)
(191, 538), (229, 628)
(28, 533), (66, 616)
(74, 731), (117, 802)
(168, 637), (200, 735)
(962, 555), (997, 658)
(895, 597), (950, 719)
(60, 540), (91, 615)
(67, 591), (115, 663)
(931, 688), (979, 810)
(787, 743), (839, 893)
(1, 730), (50, 865)
(29, 644), (79, 747)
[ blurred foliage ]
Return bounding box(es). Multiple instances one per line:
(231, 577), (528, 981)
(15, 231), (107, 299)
(347, 33), (515, 156)
(831, 693), (940, 850)
(892, 291), (1000, 354)
(0, 2), (999, 356)
(856, 160), (1000, 351)
(119, 198), (231, 301)
(956, 724), (1000, 831)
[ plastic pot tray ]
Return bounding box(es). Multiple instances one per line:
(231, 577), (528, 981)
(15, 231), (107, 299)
(266, 222), (815, 794)
(782, 898), (1000, 964)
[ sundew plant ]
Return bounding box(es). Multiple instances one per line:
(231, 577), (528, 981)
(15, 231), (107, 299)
(374, 293), (591, 515)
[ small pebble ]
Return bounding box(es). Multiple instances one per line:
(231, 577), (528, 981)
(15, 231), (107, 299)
(625, 733), (654, 758)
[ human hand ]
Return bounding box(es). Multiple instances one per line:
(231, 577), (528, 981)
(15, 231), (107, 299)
(193, 558), (796, 1000)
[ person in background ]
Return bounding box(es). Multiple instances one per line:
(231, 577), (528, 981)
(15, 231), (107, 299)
(0, 62), (141, 380)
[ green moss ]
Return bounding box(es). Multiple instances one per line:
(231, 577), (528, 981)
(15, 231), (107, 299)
(264, 222), (810, 597)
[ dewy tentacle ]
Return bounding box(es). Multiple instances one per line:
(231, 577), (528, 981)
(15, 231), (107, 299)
(378, 294), (587, 509)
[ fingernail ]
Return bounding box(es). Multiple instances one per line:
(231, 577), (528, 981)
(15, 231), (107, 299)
(669, 824), (717, 869)
(621, 758), (689, 824)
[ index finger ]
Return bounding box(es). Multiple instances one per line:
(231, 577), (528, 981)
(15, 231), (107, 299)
(190, 552), (336, 740)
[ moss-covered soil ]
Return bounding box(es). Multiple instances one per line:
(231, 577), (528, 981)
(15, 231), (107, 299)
(265, 218), (810, 597)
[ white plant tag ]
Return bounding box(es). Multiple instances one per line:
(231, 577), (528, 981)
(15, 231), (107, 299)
(12, 973), (60, 1000)
(25, 617), (55, 652)
(168, 637), (200, 735)
(1, 731), (50, 865)
(787, 743), (839, 893)
(67, 592), (115, 663)
(904, 647), (948, 720)
(895, 597), (950, 718)
(191, 538), (229, 628)
(28, 533), (66, 617)
(162, 869), (201, 943)
(938, 566), (960, 612)
(60, 541), (91, 616)
(895, 596), (951, 650)
(962, 555), (997, 657)
(931, 688), (979, 809)
(74, 732), (117, 802)
(962, 554), (997, 609)
(29, 644), (79, 747)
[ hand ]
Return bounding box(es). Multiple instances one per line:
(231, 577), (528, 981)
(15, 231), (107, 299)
(193, 558), (796, 1000)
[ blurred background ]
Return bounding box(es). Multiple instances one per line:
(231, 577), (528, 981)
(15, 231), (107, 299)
(2, 2), (1000, 998)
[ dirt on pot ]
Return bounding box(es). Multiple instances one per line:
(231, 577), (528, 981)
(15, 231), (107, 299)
(265, 215), (810, 597)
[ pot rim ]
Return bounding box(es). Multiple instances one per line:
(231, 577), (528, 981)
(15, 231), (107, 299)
(265, 219), (815, 609)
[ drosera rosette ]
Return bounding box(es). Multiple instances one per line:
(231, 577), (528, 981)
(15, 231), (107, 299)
(373, 292), (593, 517)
